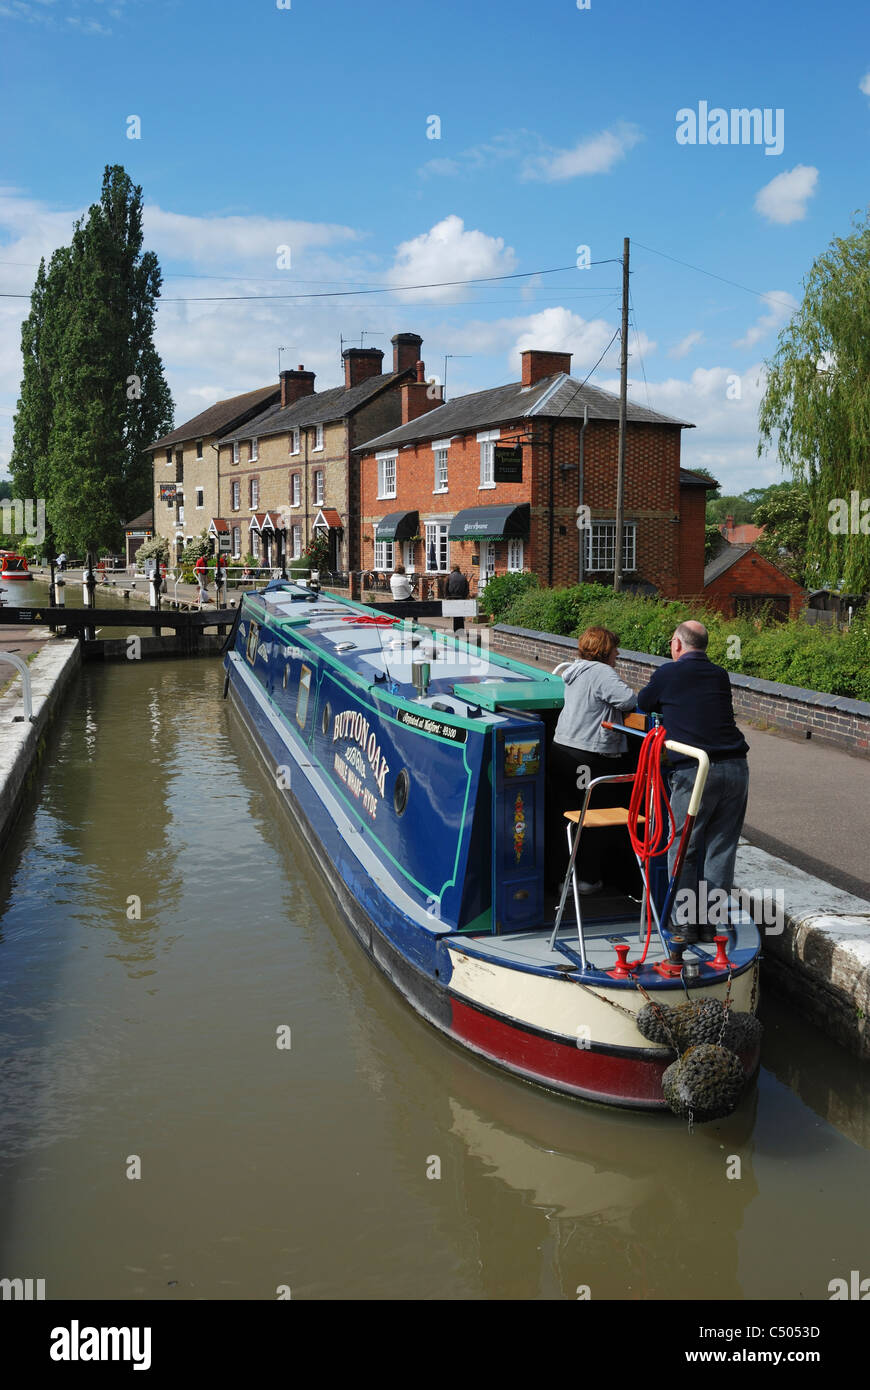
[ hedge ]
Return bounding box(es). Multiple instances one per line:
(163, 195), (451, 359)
(498, 584), (870, 700)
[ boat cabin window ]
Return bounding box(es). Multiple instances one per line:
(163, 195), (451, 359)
(296, 666), (312, 728)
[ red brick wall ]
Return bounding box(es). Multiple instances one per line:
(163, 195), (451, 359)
(679, 486), (707, 597)
(359, 414), (697, 596)
(705, 551), (805, 618)
(360, 424), (529, 580)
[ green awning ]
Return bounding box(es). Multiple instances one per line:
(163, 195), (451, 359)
(376, 510), (419, 542)
(448, 503), (530, 541)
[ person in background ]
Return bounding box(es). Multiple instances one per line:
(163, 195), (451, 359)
(194, 551), (210, 604)
(56, 552), (67, 572)
(636, 620), (749, 942)
(446, 565), (469, 598)
(390, 564), (413, 601)
(549, 626), (637, 894)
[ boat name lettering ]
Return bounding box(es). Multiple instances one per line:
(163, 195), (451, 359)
(333, 752), (379, 820)
(332, 710), (389, 795)
(397, 709), (468, 743)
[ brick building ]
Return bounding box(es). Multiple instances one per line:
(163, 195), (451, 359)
(147, 384), (280, 565)
(356, 348), (707, 597)
(214, 334), (431, 569)
(703, 543), (805, 619)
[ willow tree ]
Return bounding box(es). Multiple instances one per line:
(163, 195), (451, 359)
(757, 213), (870, 593)
(10, 165), (173, 558)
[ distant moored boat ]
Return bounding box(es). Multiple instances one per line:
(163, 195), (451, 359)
(0, 552), (33, 580)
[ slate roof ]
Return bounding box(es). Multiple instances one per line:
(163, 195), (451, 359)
(354, 372), (693, 452)
(124, 509), (154, 530)
(217, 372), (407, 444)
(148, 384), (281, 451)
(703, 543), (755, 585)
(680, 467), (719, 489)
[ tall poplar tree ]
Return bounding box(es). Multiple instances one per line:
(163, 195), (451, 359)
(758, 212), (870, 593)
(9, 165), (173, 556)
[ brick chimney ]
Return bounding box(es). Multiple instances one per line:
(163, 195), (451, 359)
(521, 349), (572, 387)
(401, 360), (443, 424)
(343, 348), (384, 390)
(725, 514), (734, 532)
(280, 365), (316, 408)
(392, 332), (423, 376)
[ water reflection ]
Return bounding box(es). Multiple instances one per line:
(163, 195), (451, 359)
(0, 657), (868, 1301)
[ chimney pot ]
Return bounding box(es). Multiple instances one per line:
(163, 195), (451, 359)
(401, 365), (442, 425)
(343, 347), (384, 390)
(280, 366), (316, 409)
(392, 332), (424, 376)
(521, 348), (572, 387)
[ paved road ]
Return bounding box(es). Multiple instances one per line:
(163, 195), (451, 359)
(740, 721), (870, 900)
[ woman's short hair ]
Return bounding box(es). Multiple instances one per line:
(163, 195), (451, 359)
(393, 564), (405, 575)
(576, 626), (619, 663)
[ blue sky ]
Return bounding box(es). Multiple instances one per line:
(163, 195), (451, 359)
(0, 0), (867, 493)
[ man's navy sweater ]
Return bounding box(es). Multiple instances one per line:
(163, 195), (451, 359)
(635, 651), (749, 767)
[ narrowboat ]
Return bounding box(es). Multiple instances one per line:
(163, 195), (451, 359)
(223, 580), (761, 1112)
(0, 552), (33, 580)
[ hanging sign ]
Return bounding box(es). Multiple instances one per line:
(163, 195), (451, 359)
(493, 445), (523, 483)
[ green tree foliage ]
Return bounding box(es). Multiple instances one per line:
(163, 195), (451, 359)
(478, 570), (540, 621)
(9, 165), (173, 557)
(704, 522), (724, 565)
(497, 582), (870, 699)
(758, 212), (870, 592)
(706, 493), (756, 526)
(753, 483), (812, 584)
(135, 534), (169, 569)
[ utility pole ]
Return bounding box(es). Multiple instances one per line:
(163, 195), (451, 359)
(614, 236), (629, 594)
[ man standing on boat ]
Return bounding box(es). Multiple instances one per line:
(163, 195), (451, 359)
(635, 621), (749, 942)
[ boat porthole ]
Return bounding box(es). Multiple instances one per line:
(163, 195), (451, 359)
(394, 769), (409, 816)
(321, 702), (332, 736)
(435, 969), (440, 979)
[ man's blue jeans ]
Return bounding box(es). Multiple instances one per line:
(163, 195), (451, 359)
(666, 757), (749, 913)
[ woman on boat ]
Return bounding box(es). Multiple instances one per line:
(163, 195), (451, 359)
(390, 564), (413, 601)
(548, 626), (637, 893)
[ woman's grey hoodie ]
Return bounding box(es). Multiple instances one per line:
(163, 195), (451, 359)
(553, 659), (636, 754)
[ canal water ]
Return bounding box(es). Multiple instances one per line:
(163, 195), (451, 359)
(0, 656), (868, 1300)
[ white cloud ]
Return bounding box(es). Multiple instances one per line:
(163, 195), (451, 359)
(509, 305), (654, 373)
(143, 205), (359, 270)
(860, 71), (870, 96)
(601, 365), (779, 494)
(522, 123), (642, 181)
(754, 164), (818, 224)
(418, 130), (543, 180)
(418, 158), (461, 178)
(669, 330), (703, 360)
(385, 216), (517, 303)
(734, 290), (797, 349)
(422, 306), (654, 380)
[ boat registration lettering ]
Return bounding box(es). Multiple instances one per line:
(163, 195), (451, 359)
(332, 709), (390, 798)
(396, 709), (468, 743)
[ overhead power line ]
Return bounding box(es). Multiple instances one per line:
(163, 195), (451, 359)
(632, 241), (796, 312)
(0, 259), (622, 303)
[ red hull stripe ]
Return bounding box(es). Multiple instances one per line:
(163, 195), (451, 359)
(450, 996), (671, 1106)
